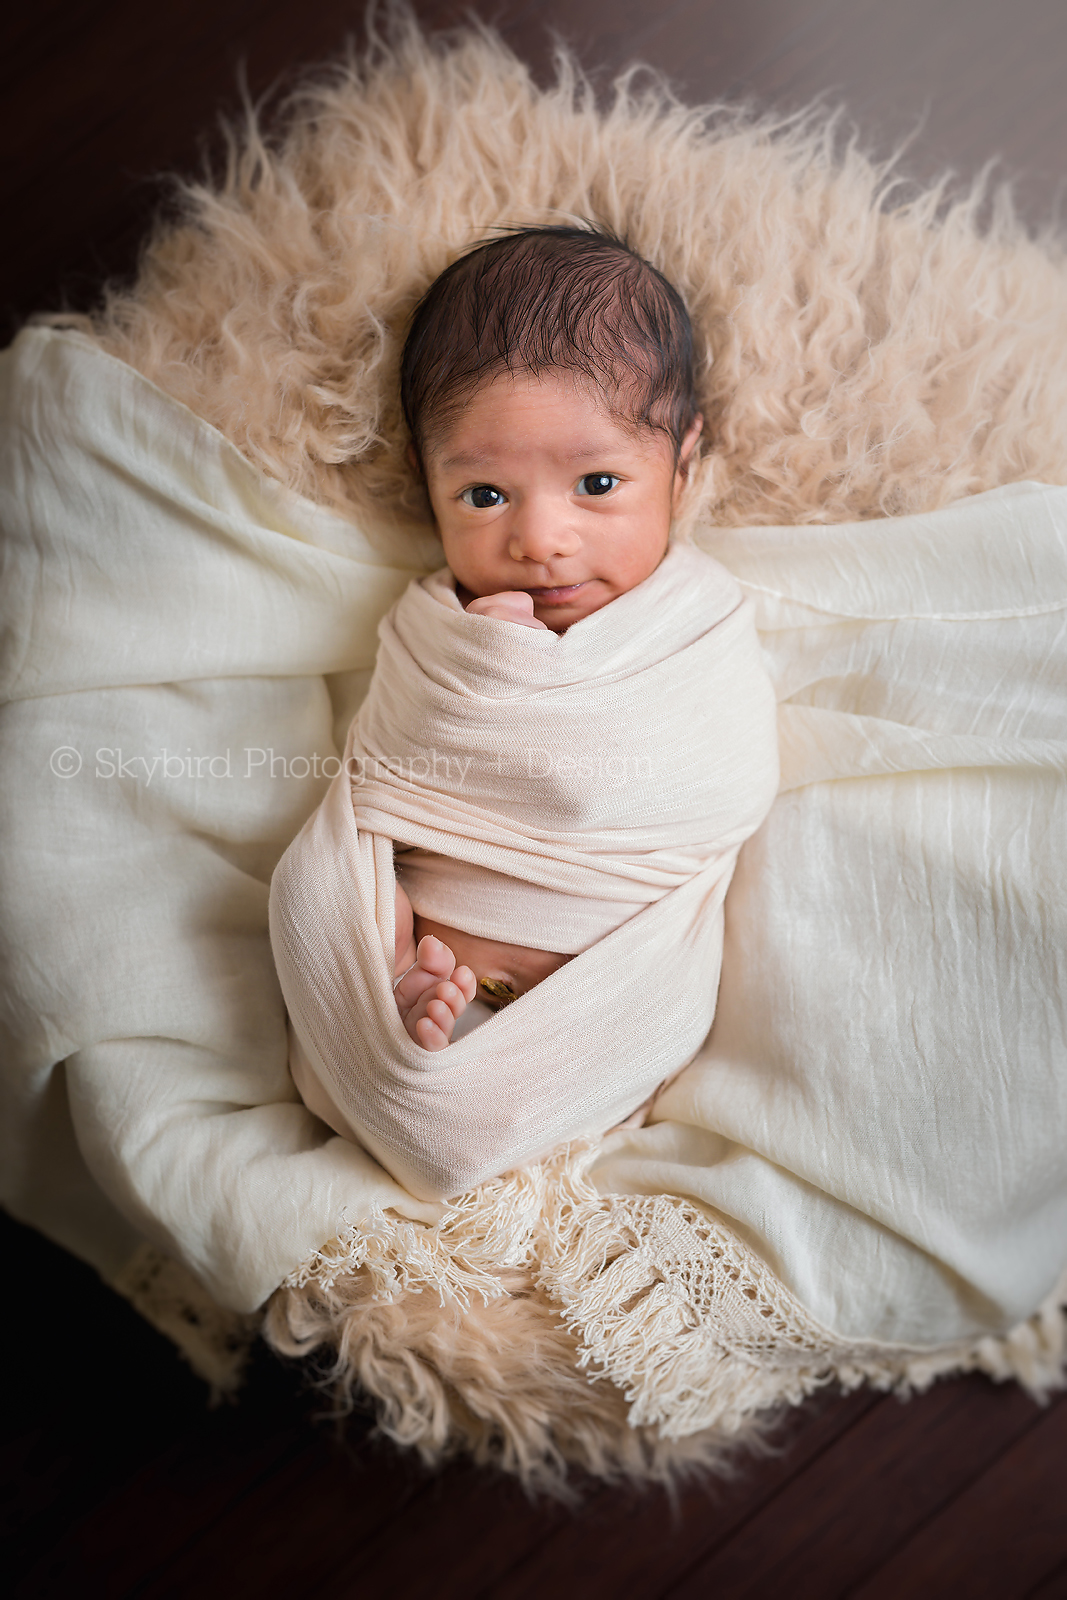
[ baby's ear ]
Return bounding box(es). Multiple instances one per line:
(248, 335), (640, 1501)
(679, 413), (704, 475)
(406, 440), (421, 476)
(672, 415), (704, 509)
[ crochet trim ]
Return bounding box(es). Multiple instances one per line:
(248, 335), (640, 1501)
(284, 1143), (1067, 1439)
(113, 1243), (259, 1395)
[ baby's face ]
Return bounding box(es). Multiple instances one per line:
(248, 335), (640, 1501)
(422, 370), (701, 630)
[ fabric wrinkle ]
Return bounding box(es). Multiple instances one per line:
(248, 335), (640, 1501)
(269, 543), (780, 1199)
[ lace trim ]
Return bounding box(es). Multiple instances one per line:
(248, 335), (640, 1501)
(283, 1142), (1067, 1439)
(282, 1155), (553, 1301)
(113, 1243), (260, 1395)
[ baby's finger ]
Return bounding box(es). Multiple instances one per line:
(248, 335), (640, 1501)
(466, 591), (549, 629)
(466, 589), (532, 615)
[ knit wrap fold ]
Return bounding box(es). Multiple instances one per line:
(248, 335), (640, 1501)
(268, 543), (779, 1199)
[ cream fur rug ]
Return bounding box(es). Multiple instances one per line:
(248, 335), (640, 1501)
(54, 15), (1067, 1489)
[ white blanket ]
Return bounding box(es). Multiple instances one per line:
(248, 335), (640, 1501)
(0, 328), (444, 1309)
(268, 550), (778, 1199)
(2, 327), (1065, 1356)
(593, 496), (1067, 1348)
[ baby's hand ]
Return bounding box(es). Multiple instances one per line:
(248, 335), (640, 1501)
(394, 934), (477, 1050)
(465, 591), (549, 630)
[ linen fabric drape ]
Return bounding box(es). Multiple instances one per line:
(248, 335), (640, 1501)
(268, 545), (779, 1199)
(2, 326), (1064, 1350)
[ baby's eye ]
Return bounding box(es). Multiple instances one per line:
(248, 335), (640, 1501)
(461, 485), (507, 510)
(575, 473), (620, 497)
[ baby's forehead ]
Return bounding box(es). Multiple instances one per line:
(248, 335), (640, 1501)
(431, 365), (661, 450)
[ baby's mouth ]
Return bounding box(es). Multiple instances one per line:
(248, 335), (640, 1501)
(524, 582), (586, 603)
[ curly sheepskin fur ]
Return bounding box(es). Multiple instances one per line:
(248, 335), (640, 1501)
(64, 12), (1067, 1491)
(263, 1265), (767, 1499)
(88, 14), (1067, 538)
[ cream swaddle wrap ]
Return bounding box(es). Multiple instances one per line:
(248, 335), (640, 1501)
(269, 542), (779, 1201)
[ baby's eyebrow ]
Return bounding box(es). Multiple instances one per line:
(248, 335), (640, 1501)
(562, 441), (620, 461)
(438, 448), (493, 470)
(439, 440), (621, 471)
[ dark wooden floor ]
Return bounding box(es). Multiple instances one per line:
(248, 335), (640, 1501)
(4, 1210), (1066, 1598)
(5, 0), (1067, 339)
(4, 2), (1067, 1595)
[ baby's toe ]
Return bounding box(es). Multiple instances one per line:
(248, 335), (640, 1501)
(427, 993), (461, 1033)
(414, 1014), (451, 1050)
(399, 965), (473, 1049)
(416, 935), (457, 978)
(417, 997), (459, 1049)
(393, 965), (436, 1013)
(394, 938), (457, 1014)
(451, 965), (477, 1004)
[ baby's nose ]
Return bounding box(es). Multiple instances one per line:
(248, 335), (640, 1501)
(507, 502), (581, 562)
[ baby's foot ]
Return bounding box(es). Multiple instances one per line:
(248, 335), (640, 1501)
(394, 935), (477, 1051)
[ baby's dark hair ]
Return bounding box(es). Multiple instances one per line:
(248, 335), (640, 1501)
(400, 226), (699, 467)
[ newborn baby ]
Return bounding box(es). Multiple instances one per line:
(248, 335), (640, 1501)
(269, 226), (779, 1198)
(388, 226), (704, 1049)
